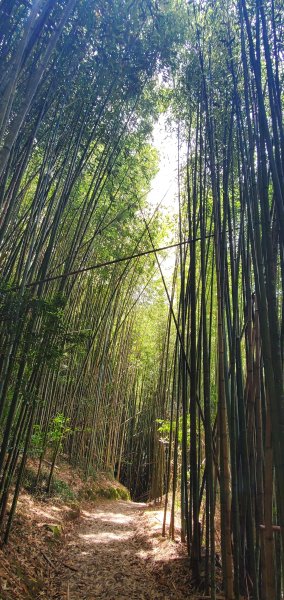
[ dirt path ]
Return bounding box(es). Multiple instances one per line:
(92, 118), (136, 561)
(49, 500), (191, 600)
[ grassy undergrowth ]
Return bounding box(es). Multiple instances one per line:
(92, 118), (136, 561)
(22, 462), (130, 504)
(23, 467), (76, 501)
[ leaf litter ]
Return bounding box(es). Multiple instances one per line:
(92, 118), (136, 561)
(0, 493), (200, 599)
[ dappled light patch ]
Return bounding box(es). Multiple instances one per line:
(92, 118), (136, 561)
(0, 467), (194, 600)
(79, 529), (132, 544)
(46, 499), (192, 599)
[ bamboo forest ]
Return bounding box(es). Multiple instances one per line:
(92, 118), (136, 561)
(0, 0), (284, 599)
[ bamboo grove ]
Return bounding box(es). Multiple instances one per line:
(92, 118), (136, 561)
(0, 0), (179, 539)
(0, 1), (284, 600)
(154, 0), (284, 598)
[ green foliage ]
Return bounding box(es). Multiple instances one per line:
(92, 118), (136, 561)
(30, 425), (45, 458)
(117, 487), (131, 501)
(130, 283), (170, 386)
(48, 414), (71, 447)
(51, 478), (76, 502)
(30, 414), (72, 458)
(23, 466), (76, 501)
(79, 485), (97, 501)
(156, 417), (190, 446)
(0, 0), (191, 541)
(96, 484), (130, 501)
(100, 487), (120, 500)
(46, 523), (63, 538)
(22, 467), (40, 493)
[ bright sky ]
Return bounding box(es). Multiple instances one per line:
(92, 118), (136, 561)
(148, 113), (178, 212)
(147, 112), (179, 278)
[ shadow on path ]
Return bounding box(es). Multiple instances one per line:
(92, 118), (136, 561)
(54, 500), (190, 600)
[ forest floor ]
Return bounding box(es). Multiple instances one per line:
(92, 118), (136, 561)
(0, 461), (213, 600)
(45, 499), (194, 599)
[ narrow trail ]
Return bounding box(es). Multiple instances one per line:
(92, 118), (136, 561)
(49, 500), (191, 600)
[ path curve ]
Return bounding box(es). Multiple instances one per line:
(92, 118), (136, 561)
(50, 500), (190, 600)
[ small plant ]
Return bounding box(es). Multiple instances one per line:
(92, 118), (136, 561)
(46, 414), (72, 494)
(30, 424), (45, 457)
(51, 478), (76, 501)
(49, 414), (71, 449)
(46, 523), (63, 538)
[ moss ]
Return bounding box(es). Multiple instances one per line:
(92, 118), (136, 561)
(23, 465), (129, 504)
(100, 486), (119, 500)
(98, 485), (130, 501)
(79, 481), (130, 502)
(118, 487), (130, 501)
